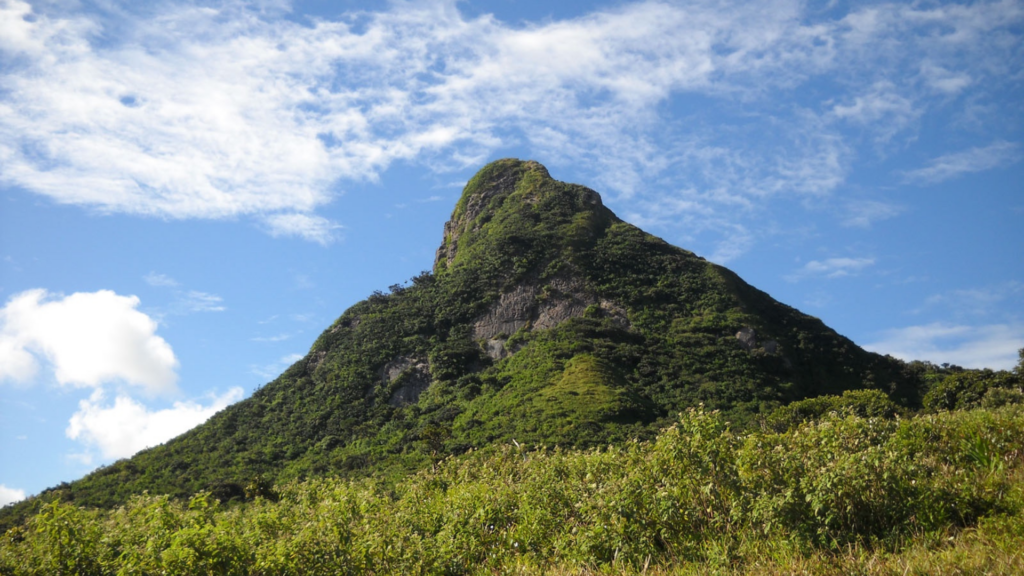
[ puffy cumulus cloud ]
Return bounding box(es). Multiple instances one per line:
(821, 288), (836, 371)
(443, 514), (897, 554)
(0, 485), (26, 507)
(0, 0), (1020, 250)
(66, 387), (244, 461)
(865, 323), (1024, 370)
(0, 289), (178, 393)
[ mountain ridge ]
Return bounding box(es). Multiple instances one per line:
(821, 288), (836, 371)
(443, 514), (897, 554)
(3, 158), (918, 520)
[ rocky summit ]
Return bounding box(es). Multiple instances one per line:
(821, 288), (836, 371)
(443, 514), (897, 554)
(15, 159), (918, 513)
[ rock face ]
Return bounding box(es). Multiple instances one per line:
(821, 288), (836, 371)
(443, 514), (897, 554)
(380, 356), (431, 407)
(735, 328), (781, 355)
(736, 327), (757, 350)
(484, 337), (510, 360)
(306, 350), (328, 374)
(471, 275), (629, 359)
(472, 283), (536, 341)
(472, 276), (596, 340)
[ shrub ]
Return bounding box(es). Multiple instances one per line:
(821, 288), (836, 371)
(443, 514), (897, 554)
(3, 407), (1024, 575)
(765, 389), (901, 431)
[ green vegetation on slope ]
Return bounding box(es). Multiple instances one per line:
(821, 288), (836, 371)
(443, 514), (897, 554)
(0, 159), (948, 527)
(3, 406), (1024, 575)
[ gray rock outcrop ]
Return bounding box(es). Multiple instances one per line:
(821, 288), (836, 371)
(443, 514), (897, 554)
(736, 327), (757, 350)
(472, 276), (629, 360)
(379, 356), (431, 407)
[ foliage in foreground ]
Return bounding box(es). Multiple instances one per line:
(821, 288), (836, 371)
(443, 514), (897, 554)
(3, 406), (1023, 575)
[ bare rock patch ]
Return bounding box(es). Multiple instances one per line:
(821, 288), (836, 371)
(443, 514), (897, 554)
(378, 356), (431, 407)
(736, 327), (757, 350)
(472, 275), (630, 351)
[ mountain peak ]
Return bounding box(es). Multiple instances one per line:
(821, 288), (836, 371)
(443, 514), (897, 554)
(6, 159), (915, 521)
(435, 159), (606, 271)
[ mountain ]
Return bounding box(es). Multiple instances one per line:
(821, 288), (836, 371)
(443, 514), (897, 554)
(10, 159), (918, 515)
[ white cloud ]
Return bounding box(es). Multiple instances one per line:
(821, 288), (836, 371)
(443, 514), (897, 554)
(251, 352), (305, 380)
(143, 272), (179, 287)
(920, 281), (1024, 317)
(0, 0), (1018, 249)
(832, 81), (919, 141)
(842, 200), (904, 228)
(251, 333), (291, 343)
(904, 141), (1022, 184)
(865, 322), (1024, 370)
(709, 225), (755, 264)
(66, 387), (244, 461)
(0, 289), (178, 393)
(263, 213), (342, 245)
(0, 485), (26, 507)
(143, 274), (226, 314)
(179, 291), (225, 313)
(787, 257), (875, 281)
(920, 63), (972, 94)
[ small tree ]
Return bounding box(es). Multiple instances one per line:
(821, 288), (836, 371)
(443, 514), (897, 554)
(420, 423), (452, 471)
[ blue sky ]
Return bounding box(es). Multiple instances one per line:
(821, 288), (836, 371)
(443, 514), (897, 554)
(0, 0), (1022, 505)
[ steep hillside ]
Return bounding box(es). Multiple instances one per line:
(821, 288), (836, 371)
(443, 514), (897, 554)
(8, 159), (917, 517)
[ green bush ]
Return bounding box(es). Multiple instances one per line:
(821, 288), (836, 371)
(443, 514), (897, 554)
(982, 387), (1024, 409)
(3, 406), (1023, 575)
(765, 389), (901, 431)
(924, 370), (1021, 411)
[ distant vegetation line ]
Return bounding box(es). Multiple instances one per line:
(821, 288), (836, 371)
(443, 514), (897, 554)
(3, 401), (1024, 575)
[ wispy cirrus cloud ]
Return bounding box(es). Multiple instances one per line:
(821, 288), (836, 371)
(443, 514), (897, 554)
(143, 272), (179, 288)
(919, 281), (1024, 318)
(263, 213), (343, 245)
(832, 81), (920, 143)
(865, 322), (1024, 370)
(786, 257), (876, 281)
(251, 333), (292, 343)
(842, 200), (904, 228)
(0, 0), (1020, 252)
(251, 352), (304, 380)
(142, 273), (225, 315)
(903, 141), (1022, 184)
(179, 291), (225, 313)
(919, 63), (973, 95)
